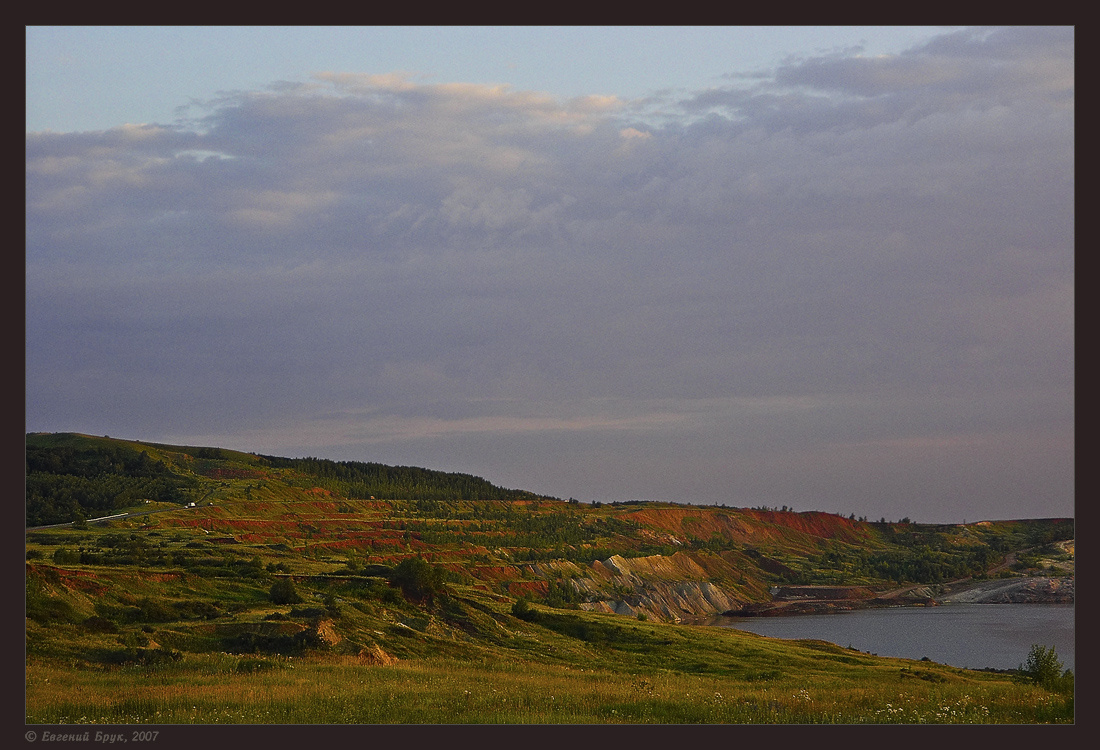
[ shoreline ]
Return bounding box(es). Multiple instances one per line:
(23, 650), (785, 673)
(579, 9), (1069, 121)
(715, 576), (1074, 619)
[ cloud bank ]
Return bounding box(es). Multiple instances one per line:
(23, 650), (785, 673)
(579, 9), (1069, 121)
(26, 27), (1073, 523)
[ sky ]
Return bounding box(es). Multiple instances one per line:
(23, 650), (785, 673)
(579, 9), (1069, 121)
(26, 26), (1074, 524)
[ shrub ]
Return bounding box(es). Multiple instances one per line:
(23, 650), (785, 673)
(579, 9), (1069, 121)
(223, 628), (322, 656)
(52, 548), (81, 565)
(511, 597), (539, 622)
(389, 557), (446, 602)
(347, 578), (403, 604)
(269, 578), (303, 604)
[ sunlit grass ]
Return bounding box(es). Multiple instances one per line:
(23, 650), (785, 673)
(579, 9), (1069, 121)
(26, 650), (1072, 724)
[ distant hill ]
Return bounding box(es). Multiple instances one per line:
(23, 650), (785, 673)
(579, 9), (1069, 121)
(25, 431), (1073, 620)
(24, 432), (1075, 724)
(25, 432), (547, 527)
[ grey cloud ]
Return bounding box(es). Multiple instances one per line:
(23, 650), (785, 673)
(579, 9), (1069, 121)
(26, 27), (1073, 522)
(674, 26), (1072, 140)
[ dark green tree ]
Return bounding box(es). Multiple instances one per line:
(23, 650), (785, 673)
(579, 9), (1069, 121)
(389, 557), (446, 603)
(269, 578), (303, 605)
(545, 578), (581, 608)
(511, 597), (538, 622)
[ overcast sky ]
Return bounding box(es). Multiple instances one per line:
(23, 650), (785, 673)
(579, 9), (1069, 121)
(26, 26), (1074, 524)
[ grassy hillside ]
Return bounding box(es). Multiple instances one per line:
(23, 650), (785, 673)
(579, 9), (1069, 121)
(25, 433), (1074, 724)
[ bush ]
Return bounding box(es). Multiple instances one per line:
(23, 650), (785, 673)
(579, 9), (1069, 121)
(335, 577), (401, 604)
(511, 597), (539, 622)
(269, 578), (303, 604)
(223, 628), (322, 656)
(52, 548), (81, 565)
(389, 557), (446, 602)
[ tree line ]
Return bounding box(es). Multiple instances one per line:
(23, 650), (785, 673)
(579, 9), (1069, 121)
(259, 455), (548, 503)
(26, 444), (196, 526)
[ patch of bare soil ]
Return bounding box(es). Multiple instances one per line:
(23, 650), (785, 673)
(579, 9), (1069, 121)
(357, 643), (398, 666)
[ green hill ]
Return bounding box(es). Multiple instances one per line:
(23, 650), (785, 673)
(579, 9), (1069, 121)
(24, 433), (1074, 724)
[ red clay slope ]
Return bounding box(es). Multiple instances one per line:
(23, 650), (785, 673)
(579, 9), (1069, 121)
(621, 506), (877, 552)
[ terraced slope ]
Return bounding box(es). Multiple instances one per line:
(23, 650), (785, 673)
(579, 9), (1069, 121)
(24, 433), (1075, 724)
(26, 433), (1073, 623)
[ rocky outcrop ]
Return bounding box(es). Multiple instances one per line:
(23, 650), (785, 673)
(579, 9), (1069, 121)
(578, 579), (742, 622)
(522, 552), (1075, 624)
(537, 553), (748, 623)
(937, 577), (1074, 604)
(315, 618), (342, 647)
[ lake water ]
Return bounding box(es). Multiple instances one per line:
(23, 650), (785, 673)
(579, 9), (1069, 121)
(716, 603), (1074, 671)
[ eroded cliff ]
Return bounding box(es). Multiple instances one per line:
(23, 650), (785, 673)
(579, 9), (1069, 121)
(527, 552), (751, 622)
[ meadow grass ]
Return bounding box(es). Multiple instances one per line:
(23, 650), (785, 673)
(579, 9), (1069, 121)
(25, 557), (1073, 725)
(27, 646), (1071, 724)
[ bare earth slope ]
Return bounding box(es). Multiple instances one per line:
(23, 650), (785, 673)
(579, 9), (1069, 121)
(938, 577), (1074, 604)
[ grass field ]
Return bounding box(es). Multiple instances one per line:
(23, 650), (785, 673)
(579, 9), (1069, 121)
(26, 596), (1073, 724)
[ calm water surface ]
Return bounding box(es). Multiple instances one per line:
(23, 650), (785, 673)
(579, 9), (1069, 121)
(718, 603), (1074, 671)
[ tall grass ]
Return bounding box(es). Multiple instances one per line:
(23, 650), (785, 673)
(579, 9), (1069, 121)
(27, 652), (1072, 724)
